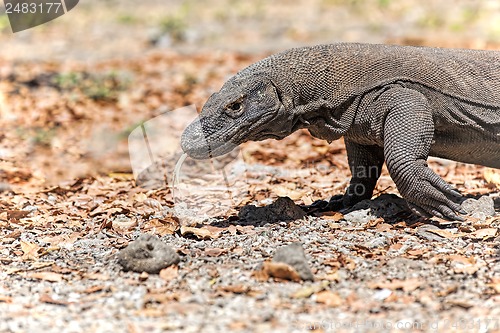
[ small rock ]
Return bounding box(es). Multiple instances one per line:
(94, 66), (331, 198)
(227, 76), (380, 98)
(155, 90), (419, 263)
(343, 208), (373, 224)
(117, 234), (180, 273)
(364, 236), (389, 249)
(461, 196), (496, 219)
(373, 288), (392, 301)
(0, 183), (12, 193)
(138, 271), (149, 281)
(272, 242), (314, 281)
(239, 197), (306, 223)
(23, 205), (38, 212)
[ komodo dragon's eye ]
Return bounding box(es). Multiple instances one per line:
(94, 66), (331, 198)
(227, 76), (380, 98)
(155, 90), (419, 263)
(229, 102), (241, 111)
(224, 98), (245, 118)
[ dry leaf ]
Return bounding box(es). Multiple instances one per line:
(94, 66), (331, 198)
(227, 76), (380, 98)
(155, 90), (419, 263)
(272, 185), (305, 200)
(85, 272), (110, 281)
(143, 198), (163, 211)
(146, 218), (179, 236)
(322, 212), (344, 221)
(235, 225), (256, 235)
(27, 271), (64, 282)
(468, 228), (498, 240)
(0, 212), (8, 221)
(406, 249), (424, 257)
(20, 241), (45, 260)
(426, 229), (466, 239)
(39, 294), (69, 306)
(133, 192), (148, 203)
(252, 269), (270, 282)
(262, 261), (302, 282)
(375, 223), (393, 232)
(487, 278), (500, 294)
(483, 168), (500, 188)
(446, 299), (474, 309)
(448, 255), (481, 274)
(232, 247), (244, 255)
(4, 210), (30, 221)
(0, 296), (13, 303)
(315, 290), (343, 307)
(204, 248), (227, 257)
(219, 285), (250, 294)
(159, 266), (178, 281)
(180, 226), (214, 240)
(112, 216), (138, 231)
(368, 278), (423, 292)
(83, 285), (106, 294)
(318, 271), (341, 282)
(292, 281), (330, 299)
(203, 226), (226, 238)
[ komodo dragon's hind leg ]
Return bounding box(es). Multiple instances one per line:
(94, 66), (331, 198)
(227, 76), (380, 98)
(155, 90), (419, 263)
(301, 141), (384, 213)
(342, 140), (384, 207)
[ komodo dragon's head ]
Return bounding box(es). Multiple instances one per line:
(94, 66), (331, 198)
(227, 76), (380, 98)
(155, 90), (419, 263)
(181, 72), (296, 159)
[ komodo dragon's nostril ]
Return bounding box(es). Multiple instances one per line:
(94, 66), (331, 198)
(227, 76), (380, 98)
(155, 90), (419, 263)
(192, 132), (203, 141)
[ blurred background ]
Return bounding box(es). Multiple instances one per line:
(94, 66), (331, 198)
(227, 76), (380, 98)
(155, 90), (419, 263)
(0, 0), (499, 188)
(1, 0), (500, 61)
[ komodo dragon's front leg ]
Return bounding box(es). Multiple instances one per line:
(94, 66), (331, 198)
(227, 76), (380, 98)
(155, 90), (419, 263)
(369, 87), (466, 220)
(342, 141), (384, 207)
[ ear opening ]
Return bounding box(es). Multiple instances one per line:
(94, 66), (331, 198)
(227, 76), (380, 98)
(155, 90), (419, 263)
(269, 79), (286, 106)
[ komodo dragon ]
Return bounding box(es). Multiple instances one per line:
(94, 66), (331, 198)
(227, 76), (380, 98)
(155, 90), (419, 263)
(181, 43), (500, 220)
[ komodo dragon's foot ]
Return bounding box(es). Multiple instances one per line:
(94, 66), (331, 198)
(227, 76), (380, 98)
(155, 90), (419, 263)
(395, 161), (467, 221)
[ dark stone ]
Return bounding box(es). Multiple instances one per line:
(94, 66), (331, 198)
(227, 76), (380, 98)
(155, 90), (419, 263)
(117, 234), (180, 273)
(272, 242), (314, 281)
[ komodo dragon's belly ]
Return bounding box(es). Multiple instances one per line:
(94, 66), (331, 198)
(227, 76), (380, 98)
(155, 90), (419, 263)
(429, 102), (500, 169)
(430, 131), (500, 169)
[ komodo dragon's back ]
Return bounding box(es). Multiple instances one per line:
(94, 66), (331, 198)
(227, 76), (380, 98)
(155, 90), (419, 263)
(248, 43), (500, 109)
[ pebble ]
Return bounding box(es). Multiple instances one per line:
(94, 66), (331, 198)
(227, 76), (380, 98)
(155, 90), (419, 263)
(117, 234), (180, 273)
(461, 196), (496, 218)
(272, 242), (314, 281)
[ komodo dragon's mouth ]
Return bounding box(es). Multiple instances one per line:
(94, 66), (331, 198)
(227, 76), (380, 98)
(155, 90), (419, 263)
(181, 104), (285, 159)
(199, 141), (237, 159)
(181, 129), (238, 160)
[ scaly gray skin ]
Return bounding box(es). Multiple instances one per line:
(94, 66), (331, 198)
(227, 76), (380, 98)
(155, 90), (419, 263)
(181, 43), (500, 220)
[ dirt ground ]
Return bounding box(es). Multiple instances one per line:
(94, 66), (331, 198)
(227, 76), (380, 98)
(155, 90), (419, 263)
(1, 1), (500, 332)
